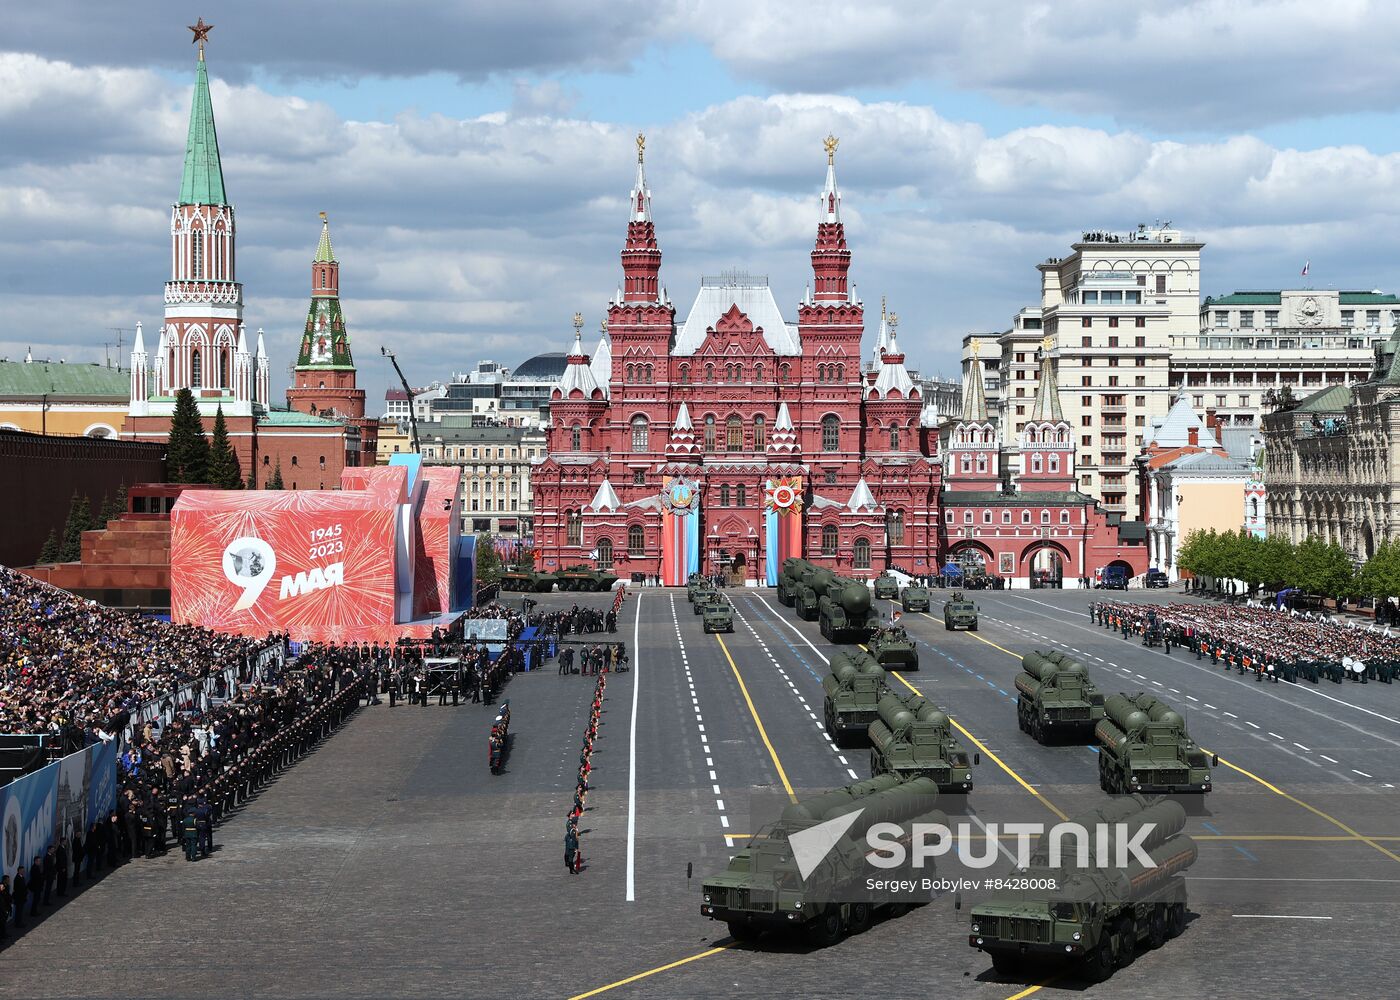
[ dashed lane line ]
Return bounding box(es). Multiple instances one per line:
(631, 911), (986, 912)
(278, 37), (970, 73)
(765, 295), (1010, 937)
(668, 597), (734, 844)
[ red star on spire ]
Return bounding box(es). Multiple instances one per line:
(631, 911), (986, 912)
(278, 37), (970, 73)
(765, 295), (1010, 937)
(188, 17), (214, 56)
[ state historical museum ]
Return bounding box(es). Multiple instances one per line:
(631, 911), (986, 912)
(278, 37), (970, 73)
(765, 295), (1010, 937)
(533, 137), (941, 585)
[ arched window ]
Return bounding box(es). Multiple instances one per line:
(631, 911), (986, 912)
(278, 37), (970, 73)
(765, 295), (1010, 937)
(570, 425), (582, 450)
(628, 524), (645, 556)
(190, 348), (203, 388)
(219, 351), (229, 388)
(817, 364), (826, 383)
(1032, 454), (1043, 473)
(705, 363), (715, 382)
(821, 523), (839, 556)
(754, 363), (764, 382)
(836, 363), (845, 382)
(961, 455), (971, 473)
(727, 415), (743, 451)
(889, 425), (900, 449)
(191, 228), (204, 279)
(679, 365), (690, 384)
(566, 510), (583, 546)
(625, 364), (634, 383)
(720, 484), (730, 506)
(1250, 497), (1259, 519)
(704, 415), (716, 452)
(291, 456), (299, 466)
(631, 415), (649, 452)
(753, 415), (766, 450)
(977, 454), (987, 473)
(596, 537), (613, 568)
(780, 364), (790, 383)
(645, 364), (654, 384)
(1049, 454), (1059, 473)
(1041, 510), (1051, 524)
(821, 414), (839, 452)
(853, 537), (871, 569)
(887, 510), (905, 544)
(737, 484), (747, 507)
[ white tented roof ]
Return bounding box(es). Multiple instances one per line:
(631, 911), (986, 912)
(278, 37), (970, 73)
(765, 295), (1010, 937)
(673, 273), (801, 356)
(1145, 389), (1219, 450)
(590, 334), (611, 398)
(588, 479), (621, 511)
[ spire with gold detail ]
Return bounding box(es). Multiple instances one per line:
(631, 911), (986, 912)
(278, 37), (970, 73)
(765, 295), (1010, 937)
(621, 133), (661, 302)
(1028, 335), (1064, 422)
(811, 135), (851, 303)
(297, 213), (351, 368)
(962, 339), (988, 422)
(180, 19), (226, 206)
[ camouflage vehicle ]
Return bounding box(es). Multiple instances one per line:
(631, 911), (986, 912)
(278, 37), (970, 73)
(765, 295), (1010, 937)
(794, 563), (837, 620)
(970, 796), (1196, 981)
(775, 558), (808, 607)
(689, 581), (717, 610)
(899, 584), (930, 613)
(701, 595), (734, 634)
(498, 564), (557, 593)
(868, 691), (975, 792)
(873, 573), (900, 600)
(866, 623), (919, 671)
(943, 592), (979, 631)
(1095, 693), (1215, 794)
(556, 564), (619, 592)
(701, 774), (947, 945)
(821, 651), (888, 745)
(685, 573), (707, 599)
(819, 578), (879, 643)
(1016, 651), (1106, 743)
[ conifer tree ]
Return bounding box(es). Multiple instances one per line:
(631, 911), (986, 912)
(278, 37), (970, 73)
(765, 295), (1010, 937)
(58, 492), (94, 562)
(207, 406), (243, 488)
(167, 387), (210, 483)
(266, 459), (285, 490)
(37, 529), (60, 564)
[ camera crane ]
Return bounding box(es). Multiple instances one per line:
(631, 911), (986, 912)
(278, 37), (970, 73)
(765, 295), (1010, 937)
(380, 346), (421, 454)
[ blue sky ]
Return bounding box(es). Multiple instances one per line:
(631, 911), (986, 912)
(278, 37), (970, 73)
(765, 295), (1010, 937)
(8, 1), (1400, 403)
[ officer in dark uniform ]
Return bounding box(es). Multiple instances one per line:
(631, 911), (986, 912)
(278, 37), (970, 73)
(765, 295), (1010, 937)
(195, 796), (214, 858)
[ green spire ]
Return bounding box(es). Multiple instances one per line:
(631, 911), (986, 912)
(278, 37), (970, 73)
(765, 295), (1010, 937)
(315, 212), (335, 262)
(179, 53), (228, 206)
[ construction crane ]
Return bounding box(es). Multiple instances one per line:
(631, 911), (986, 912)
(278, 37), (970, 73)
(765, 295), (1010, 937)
(381, 346), (421, 453)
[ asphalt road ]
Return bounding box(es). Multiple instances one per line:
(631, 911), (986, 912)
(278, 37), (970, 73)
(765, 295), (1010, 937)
(3, 586), (1396, 999)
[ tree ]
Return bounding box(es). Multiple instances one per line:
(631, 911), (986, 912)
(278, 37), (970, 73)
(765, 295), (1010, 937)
(58, 492), (94, 562)
(1360, 539), (1400, 601)
(1294, 536), (1355, 599)
(246, 469), (258, 490)
(475, 532), (501, 584)
(167, 387), (210, 484)
(37, 529), (60, 564)
(266, 460), (285, 490)
(207, 406), (243, 489)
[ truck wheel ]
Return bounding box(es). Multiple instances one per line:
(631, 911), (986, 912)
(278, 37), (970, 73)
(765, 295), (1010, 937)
(1148, 908), (1167, 949)
(1167, 902), (1187, 938)
(806, 906), (845, 946)
(726, 921), (761, 944)
(945, 621), (952, 631)
(991, 953), (1021, 975)
(1116, 921), (1136, 967)
(847, 901), (872, 934)
(1087, 941), (1115, 983)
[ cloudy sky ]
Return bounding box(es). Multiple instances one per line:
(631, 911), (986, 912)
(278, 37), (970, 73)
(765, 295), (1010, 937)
(8, 1), (1400, 404)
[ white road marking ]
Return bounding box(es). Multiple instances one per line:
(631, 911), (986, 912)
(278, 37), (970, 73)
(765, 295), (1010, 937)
(1294, 743), (1311, 751)
(1353, 769), (1373, 778)
(1224, 711), (1238, 718)
(1268, 732), (1284, 740)
(1320, 754), (1339, 764)
(1205, 704), (1218, 710)
(1246, 721), (1260, 729)
(1231, 914), (1333, 920)
(626, 591), (643, 902)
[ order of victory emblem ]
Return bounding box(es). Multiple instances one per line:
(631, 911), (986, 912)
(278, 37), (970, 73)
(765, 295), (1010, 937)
(661, 477), (700, 515)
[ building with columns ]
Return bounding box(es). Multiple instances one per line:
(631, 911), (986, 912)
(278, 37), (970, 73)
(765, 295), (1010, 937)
(122, 38), (360, 489)
(531, 137), (942, 584)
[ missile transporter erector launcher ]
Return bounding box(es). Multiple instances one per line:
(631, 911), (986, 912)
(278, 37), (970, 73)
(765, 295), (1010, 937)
(700, 774), (948, 946)
(868, 691), (975, 792)
(794, 563), (835, 620)
(970, 796), (1198, 981)
(1095, 693), (1216, 794)
(775, 558), (807, 607)
(821, 651), (888, 745)
(819, 578), (879, 643)
(1016, 651), (1106, 743)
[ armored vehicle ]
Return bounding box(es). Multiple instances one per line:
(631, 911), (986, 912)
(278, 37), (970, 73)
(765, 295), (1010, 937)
(794, 564), (837, 620)
(1095, 693), (1215, 794)
(701, 774), (947, 945)
(866, 623), (919, 670)
(556, 564), (619, 592)
(689, 581), (716, 610)
(701, 596), (734, 634)
(1016, 651), (1106, 742)
(499, 564), (557, 593)
(970, 796), (1197, 981)
(819, 577), (879, 643)
(685, 573), (707, 599)
(821, 651), (888, 745)
(776, 558), (808, 607)
(868, 691), (975, 792)
(873, 573), (900, 600)
(900, 584), (930, 612)
(943, 592), (979, 630)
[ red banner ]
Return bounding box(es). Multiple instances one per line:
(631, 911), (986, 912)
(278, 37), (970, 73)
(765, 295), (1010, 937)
(171, 490), (398, 636)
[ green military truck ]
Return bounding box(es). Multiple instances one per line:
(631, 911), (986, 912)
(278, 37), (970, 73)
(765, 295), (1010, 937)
(689, 581), (716, 612)
(900, 584), (930, 613)
(701, 595), (734, 634)
(819, 577), (879, 643)
(1016, 651), (1106, 743)
(701, 774), (947, 946)
(866, 623), (918, 670)
(1095, 693), (1216, 794)
(943, 592), (979, 631)
(970, 796), (1197, 981)
(821, 651), (888, 745)
(868, 691), (975, 792)
(873, 573), (900, 600)
(794, 563), (836, 620)
(775, 558), (807, 607)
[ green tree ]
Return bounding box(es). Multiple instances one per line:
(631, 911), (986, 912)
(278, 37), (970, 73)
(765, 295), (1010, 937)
(1360, 539), (1400, 600)
(475, 533), (502, 583)
(1258, 535), (1297, 591)
(1294, 536), (1355, 599)
(37, 529), (60, 564)
(246, 469), (258, 489)
(207, 406), (243, 489)
(266, 460), (285, 490)
(166, 387), (210, 484)
(58, 491), (94, 562)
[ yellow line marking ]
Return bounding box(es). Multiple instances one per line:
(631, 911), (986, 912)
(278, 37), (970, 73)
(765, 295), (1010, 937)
(1200, 749), (1400, 865)
(567, 945), (732, 1000)
(716, 632), (797, 802)
(918, 611), (1022, 659)
(889, 670), (1068, 823)
(1003, 983), (1051, 1000)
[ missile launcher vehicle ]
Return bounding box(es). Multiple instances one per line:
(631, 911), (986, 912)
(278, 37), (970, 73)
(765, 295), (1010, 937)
(821, 651), (888, 745)
(776, 558), (807, 607)
(1095, 693), (1215, 794)
(970, 796), (1197, 981)
(819, 577), (879, 643)
(1016, 651), (1106, 743)
(868, 691), (975, 792)
(701, 774), (948, 946)
(866, 623), (919, 670)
